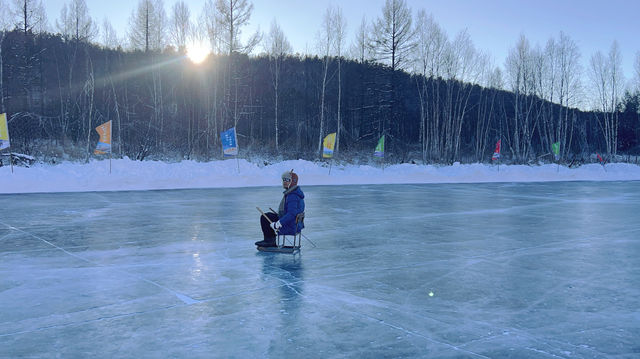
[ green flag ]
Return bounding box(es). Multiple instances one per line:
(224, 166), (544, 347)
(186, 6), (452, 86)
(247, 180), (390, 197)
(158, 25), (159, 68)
(552, 142), (559, 160)
(374, 135), (385, 157)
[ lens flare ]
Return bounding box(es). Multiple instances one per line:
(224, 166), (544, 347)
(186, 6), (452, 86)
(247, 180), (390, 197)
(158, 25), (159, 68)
(187, 42), (210, 64)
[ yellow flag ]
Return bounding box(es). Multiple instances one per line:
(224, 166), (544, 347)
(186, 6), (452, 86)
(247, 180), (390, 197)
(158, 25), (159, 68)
(0, 113), (9, 150)
(322, 132), (336, 158)
(94, 121), (112, 154)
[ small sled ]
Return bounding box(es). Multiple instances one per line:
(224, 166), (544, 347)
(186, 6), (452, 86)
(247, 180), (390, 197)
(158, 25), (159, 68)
(257, 212), (304, 254)
(257, 245), (300, 254)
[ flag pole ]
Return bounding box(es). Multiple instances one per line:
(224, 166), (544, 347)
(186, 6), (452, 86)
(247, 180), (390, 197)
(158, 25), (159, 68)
(9, 152), (13, 173)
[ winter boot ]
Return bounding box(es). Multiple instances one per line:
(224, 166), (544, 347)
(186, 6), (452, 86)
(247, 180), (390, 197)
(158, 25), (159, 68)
(255, 237), (277, 247)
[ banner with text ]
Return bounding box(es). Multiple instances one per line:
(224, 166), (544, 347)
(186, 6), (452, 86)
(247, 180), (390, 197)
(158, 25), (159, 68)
(221, 127), (238, 157)
(492, 139), (501, 161)
(322, 132), (336, 158)
(94, 120), (112, 154)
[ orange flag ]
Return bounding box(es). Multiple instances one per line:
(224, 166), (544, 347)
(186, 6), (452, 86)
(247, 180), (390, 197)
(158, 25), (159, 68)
(94, 121), (112, 154)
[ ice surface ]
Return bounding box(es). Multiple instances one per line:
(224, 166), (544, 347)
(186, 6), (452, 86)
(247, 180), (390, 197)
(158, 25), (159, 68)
(1, 182), (639, 358)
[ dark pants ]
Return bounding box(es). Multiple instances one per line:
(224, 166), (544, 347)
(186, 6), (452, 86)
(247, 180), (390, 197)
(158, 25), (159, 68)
(260, 212), (279, 240)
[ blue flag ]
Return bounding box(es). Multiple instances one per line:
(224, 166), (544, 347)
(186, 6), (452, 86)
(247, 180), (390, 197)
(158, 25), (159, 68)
(220, 127), (238, 157)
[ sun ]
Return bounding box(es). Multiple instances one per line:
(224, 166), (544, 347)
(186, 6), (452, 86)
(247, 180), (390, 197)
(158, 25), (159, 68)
(186, 41), (211, 64)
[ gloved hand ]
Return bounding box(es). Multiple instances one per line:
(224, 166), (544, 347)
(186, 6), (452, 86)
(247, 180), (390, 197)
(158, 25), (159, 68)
(270, 221), (282, 230)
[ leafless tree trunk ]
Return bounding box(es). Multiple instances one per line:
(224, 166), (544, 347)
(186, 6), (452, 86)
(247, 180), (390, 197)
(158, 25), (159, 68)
(589, 41), (624, 157)
(555, 33), (581, 161)
(102, 19), (120, 49)
(350, 16), (370, 63)
(413, 11), (447, 162)
(505, 35), (542, 163)
(0, 4), (7, 112)
(634, 52), (640, 92)
(11, 0), (47, 35)
(213, 0), (261, 128)
(370, 0), (415, 71)
(55, 0), (98, 42)
(83, 49), (94, 162)
(0, 31), (5, 113)
(316, 6), (335, 157)
(265, 19), (291, 152)
(128, 0), (166, 52)
(200, 1), (222, 155)
(332, 6), (346, 157)
(370, 0), (415, 138)
(169, 1), (191, 52)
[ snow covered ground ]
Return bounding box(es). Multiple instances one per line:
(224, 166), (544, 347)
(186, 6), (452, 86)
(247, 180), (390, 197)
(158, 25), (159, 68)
(1, 157), (640, 194)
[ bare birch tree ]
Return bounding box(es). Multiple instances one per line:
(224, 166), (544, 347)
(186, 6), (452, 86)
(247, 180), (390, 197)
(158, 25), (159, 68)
(214, 0), (260, 56)
(201, 0), (223, 53)
(634, 52), (640, 93)
(169, 0), (191, 52)
(505, 35), (540, 162)
(350, 16), (371, 63)
(0, 0), (8, 112)
(413, 10), (447, 162)
(199, 1), (224, 152)
(56, 0), (98, 42)
(442, 30), (484, 162)
(102, 18), (120, 49)
(548, 32), (581, 160)
(332, 6), (346, 157)
(316, 6), (335, 157)
(265, 19), (291, 151)
(214, 0), (261, 128)
(349, 15), (371, 145)
(589, 41), (625, 157)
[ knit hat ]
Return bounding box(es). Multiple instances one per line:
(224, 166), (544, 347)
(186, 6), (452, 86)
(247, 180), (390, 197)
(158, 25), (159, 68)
(281, 170), (298, 187)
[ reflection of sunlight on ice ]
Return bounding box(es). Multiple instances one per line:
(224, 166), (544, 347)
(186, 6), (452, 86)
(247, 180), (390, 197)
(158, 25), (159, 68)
(191, 252), (202, 279)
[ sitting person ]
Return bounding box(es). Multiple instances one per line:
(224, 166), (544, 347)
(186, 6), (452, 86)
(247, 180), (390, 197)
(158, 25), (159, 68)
(256, 170), (305, 247)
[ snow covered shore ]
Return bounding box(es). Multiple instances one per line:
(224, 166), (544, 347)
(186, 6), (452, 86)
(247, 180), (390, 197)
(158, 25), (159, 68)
(1, 158), (639, 194)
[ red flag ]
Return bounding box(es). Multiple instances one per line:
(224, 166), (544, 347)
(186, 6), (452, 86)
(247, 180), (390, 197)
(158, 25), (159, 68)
(597, 153), (604, 164)
(492, 140), (501, 160)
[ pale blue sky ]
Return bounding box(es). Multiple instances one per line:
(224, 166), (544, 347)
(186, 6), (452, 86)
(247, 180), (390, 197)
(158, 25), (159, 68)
(44, 0), (638, 81)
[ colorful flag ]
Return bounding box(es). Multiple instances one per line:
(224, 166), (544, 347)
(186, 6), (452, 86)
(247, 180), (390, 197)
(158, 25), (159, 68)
(597, 153), (605, 165)
(0, 113), (9, 150)
(491, 140), (501, 160)
(552, 142), (560, 160)
(322, 132), (336, 158)
(220, 127), (238, 157)
(94, 120), (112, 154)
(374, 135), (385, 158)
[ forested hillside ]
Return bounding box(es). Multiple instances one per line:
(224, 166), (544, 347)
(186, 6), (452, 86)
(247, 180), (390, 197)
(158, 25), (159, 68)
(1, 0), (639, 165)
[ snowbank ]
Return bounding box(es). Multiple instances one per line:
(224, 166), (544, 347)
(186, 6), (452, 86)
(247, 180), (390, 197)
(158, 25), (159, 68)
(1, 158), (639, 194)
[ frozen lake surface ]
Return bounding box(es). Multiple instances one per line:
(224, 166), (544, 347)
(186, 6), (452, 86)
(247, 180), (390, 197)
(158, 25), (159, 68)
(1, 182), (639, 358)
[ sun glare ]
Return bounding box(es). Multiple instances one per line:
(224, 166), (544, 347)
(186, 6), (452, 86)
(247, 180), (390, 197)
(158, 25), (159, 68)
(187, 42), (210, 64)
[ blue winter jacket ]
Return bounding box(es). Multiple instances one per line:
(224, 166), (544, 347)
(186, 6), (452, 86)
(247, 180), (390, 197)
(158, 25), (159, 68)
(278, 186), (305, 235)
